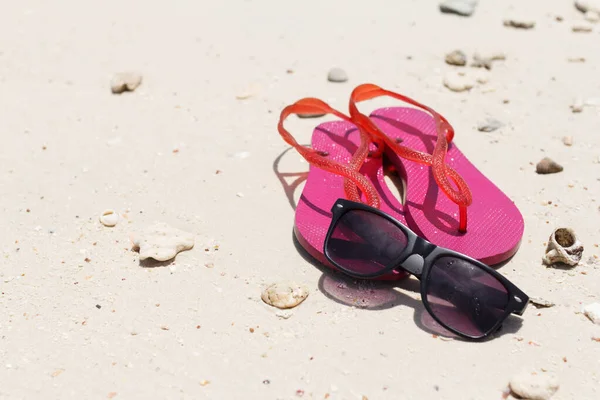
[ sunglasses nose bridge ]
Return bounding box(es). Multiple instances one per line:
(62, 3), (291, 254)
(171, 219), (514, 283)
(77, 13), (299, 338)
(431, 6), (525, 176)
(414, 235), (436, 254)
(400, 254), (424, 277)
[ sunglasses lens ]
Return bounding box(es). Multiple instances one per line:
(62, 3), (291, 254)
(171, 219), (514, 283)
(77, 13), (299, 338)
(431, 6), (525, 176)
(425, 256), (510, 337)
(326, 209), (408, 275)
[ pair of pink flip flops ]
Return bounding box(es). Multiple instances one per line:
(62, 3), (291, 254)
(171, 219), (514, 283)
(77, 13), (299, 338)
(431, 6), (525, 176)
(278, 84), (524, 280)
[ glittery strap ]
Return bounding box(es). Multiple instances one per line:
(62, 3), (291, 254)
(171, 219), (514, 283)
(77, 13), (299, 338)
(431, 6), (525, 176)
(278, 97), (381, 209)
(349, 84), (472, 232)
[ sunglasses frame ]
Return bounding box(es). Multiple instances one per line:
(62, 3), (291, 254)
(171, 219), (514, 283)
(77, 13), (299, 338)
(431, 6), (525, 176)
(323, 198), (529, 340)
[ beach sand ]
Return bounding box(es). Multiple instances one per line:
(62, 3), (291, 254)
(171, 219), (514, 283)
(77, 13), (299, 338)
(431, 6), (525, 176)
(1, 0), (599, 399)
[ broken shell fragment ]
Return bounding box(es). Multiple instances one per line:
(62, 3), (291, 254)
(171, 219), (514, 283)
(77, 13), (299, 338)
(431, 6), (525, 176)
(110, 72), (142, 94)
(261, 282), (309, 309)
(571, 97), (585, 113)
(99, 209), (119, 227)
(503, 19), (536, 29)
(275, 310), (293, 319)
(542, 228), (583, 267)
(131, 222), (195, 261)
(583, 303), (600, 325)
(439, 0), (478, 16)
(529, 297), (555, 308)
(235, 83), (261, 100)
(536, 157), (563, 174)
(509, 371), (559, 400)
(471, 51), (506, 69)
(477, 117), (504, 132)
(572, 23), (593, 32)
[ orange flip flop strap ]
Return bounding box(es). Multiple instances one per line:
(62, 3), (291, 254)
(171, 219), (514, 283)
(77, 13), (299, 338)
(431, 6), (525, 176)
(278, 97), (381, 209)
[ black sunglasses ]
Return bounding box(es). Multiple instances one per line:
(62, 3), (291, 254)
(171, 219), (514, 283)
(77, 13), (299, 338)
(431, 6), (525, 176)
(323, 199), (529, 340)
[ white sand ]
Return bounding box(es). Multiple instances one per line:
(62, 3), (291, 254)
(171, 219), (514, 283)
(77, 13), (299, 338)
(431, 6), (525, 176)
(1, 0), (599, 399)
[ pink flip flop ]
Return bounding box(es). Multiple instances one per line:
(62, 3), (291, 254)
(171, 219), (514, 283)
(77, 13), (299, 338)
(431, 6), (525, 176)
(278, 98), (409, 280)
(348, 84), (524, 266)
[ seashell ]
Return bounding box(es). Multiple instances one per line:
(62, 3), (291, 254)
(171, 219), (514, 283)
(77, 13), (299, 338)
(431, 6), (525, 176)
(445, 50), (467, 66)
(261, 281), (309, 309)
(562, 136), (573, 146)
(99, 209), (119, 227)
(131, 222), (194, 262)
(110, 72), (142, 94)
(542, 228), (583, 267)
(535, 157), (563, 174)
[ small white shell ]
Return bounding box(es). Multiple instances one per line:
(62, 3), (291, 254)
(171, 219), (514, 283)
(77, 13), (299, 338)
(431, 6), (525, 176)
(585, 10), (600, 22)
(327, 67), (348, 83)
(111, 72), (142, 94)
(131, 222), (194, 261)
(583, 303), (600, 325)
(99, 209), (119, 227)
(261, 282), (309, 309)
(571, 97), (585, 113)
(445, 50), (467, 66)
(443, 71), (474, 92)
(542, 228), (584, 267)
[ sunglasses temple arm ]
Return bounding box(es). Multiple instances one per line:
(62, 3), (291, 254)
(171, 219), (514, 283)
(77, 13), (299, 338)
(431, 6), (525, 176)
(430, 267), (523, 311)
